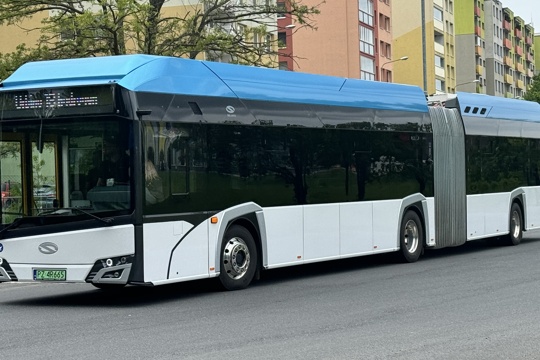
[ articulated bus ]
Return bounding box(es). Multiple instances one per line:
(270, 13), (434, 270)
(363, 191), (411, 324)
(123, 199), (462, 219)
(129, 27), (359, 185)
(0, 55), (539, 290)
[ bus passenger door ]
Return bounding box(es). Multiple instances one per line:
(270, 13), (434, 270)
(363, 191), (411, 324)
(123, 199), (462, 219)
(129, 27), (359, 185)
(1, 140), (23, 222)
(0, 136), (59, 221)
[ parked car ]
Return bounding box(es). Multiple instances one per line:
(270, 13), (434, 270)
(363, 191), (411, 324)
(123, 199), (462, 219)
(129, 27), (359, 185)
(34, 184), (56, 209)
(1, 182), (57, 210)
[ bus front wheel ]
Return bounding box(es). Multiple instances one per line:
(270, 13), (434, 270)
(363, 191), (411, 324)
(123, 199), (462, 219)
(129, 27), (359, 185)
(399, 210), (423, 263)
(219, 225), (258, 291)
(505, 203), (523, 246)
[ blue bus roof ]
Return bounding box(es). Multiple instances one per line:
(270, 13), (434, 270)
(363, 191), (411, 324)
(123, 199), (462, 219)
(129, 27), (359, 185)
(1, 55), (428, 113)
(457, 91), (540, 122)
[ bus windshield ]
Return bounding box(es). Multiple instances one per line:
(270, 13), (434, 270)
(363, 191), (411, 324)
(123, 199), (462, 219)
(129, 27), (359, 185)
(0, 117), (133, 225)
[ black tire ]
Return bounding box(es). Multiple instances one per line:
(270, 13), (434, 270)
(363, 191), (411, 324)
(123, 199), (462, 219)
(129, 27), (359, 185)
(504, 203), (523, 246)
(399, 210), (424, 263)
(219, 225), (258, 291)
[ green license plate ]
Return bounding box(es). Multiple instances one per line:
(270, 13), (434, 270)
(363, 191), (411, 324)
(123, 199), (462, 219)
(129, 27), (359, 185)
(33, 269), (66, 281)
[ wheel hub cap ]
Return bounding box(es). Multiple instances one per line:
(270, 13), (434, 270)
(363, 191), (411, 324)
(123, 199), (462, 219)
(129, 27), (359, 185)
(511, 210), (521, 238)
(404, 220), (419, 254)
(223, 237), (250, 280)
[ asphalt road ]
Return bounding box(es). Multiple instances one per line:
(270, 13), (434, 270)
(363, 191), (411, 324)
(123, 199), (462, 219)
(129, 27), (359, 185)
(2, 234), (540, 360)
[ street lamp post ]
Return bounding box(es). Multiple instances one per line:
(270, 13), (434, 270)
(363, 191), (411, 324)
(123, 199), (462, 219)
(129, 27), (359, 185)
(380, 56), (409, 82)
(455, 79), (480, 91)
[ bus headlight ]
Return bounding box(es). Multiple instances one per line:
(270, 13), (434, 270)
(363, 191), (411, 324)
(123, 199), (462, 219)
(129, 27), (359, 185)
(85, 254), (134, 283)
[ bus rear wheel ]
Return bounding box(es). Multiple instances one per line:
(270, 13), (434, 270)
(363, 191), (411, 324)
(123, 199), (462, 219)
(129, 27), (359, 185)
(504, 203), (523, 246)
(399, 210), (423, 263)
(219, 225), (258, 291)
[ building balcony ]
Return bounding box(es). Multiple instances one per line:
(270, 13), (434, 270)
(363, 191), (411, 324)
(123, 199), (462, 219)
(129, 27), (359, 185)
(434, 0), (443, 7)
(434, 19), (444, 33)
(516, 62), (524, 73)
(516, 79), (525, 89)
(475, 45), (483, 57)
(515, 45), (523, 56)
(515, 28), (522, 38)
(503, 20), (511, 31)
(504, 56), (514, 67)
(435, 66), (445, 78)
(527, 53), (534, 62)
(529, 69), (535, 78)
(434, 42), (445, 54)
(526, 36), (533, 45)
(476, 65), (483, 75)
(475, 6), (481, 17)
(504, 74), (513, 84)
(475, 26), (482, 37)
(504, 38), (512, 49)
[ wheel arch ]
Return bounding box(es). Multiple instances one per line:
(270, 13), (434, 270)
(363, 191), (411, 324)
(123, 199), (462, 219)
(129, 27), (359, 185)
(509, 190), (525, 231)
(397, 194), (428, 248)
(223, 215), (262, 273)
(213, 202), (263, 275)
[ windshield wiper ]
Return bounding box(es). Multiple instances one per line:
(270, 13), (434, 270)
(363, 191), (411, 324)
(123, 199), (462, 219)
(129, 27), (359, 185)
(0, 208), (114, 239)
(39, 207), (114, 225)
(0, 217), (24, 239)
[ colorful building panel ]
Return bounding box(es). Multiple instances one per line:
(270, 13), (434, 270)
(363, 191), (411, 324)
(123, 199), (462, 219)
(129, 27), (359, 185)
(392, 0), (456, 94)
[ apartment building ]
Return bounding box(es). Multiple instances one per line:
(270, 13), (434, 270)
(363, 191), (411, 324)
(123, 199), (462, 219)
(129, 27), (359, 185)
(484, 0), (504, 96)
(0, 0), (277, 64)
(0, 14), (45, 54)
(523, 24), (535, 88)
(281, 0), (395, 81)
(277, 1), (295, 70)
(454, 0), (486, 94)
(392, 0), (456, 94)
(455, 0), (534, 98)
(536, 34), (540, 75)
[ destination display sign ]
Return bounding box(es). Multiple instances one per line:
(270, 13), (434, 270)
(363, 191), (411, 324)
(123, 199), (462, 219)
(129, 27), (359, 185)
(0, 85), (115, 119)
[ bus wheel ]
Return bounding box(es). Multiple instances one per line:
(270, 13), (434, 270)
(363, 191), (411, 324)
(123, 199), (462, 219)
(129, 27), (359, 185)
(505, 203), (523, 246)
(219, 225), (258, 291)
(399, 210), (423, 263)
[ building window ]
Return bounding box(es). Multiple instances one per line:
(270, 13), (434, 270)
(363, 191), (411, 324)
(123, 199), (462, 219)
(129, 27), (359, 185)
(279, 61), (289, 70)
(435, 55), (444, 68)
(278, 32), (287, 48)
(359, 0), (374, 26)
(379, 14), (391, 31)
(435, 78), (445, 92)
(446, 21), (454, 34)
(361, 56), (375, 80)
(277, 2), (286, 18)
(360, 26), (374, 55)
(265, 34), (273, 51)
(386, 70), (392, 82)
(380, 41), (391, 58)
(434, 7), (443, 21)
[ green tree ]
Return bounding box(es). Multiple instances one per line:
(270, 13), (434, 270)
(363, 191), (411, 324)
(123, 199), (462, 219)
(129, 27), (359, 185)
(0, 44), (50, 82)
(0, 0), (321, 79)
(524, 73), (540, 103)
